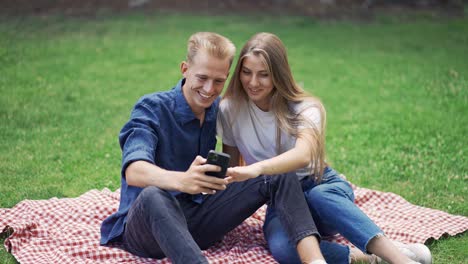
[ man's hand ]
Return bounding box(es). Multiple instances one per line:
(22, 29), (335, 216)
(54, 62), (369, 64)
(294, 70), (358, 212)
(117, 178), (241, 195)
(175, 156), (229, 194)
(226, 164), (262, 183)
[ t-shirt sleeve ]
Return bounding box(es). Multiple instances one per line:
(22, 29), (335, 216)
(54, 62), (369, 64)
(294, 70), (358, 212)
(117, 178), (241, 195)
(118, 99), (159, 178)
(216, 100), (236, 147)
(297, 103), (322, 131)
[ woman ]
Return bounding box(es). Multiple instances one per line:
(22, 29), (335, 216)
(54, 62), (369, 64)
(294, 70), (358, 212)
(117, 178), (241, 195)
(217, 32), (432, 264)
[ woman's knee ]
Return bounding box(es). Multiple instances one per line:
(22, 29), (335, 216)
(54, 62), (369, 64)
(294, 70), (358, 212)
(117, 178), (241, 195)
(305, 184), (332, 206)
(264, 217), (301, 264)
(304, 184), (352, 221)
(305, 182), (353, 206)
(267, 234), (299, 264)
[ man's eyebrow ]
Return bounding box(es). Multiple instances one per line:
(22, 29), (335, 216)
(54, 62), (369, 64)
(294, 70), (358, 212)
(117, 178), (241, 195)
(195, 74), (226, 81)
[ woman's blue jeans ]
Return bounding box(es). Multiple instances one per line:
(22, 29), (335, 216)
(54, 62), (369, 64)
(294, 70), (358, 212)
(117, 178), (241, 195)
(263, 167), (384, 264)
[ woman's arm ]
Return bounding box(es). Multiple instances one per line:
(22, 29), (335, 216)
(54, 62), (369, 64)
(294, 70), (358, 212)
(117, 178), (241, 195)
(227, 129), (315, 181)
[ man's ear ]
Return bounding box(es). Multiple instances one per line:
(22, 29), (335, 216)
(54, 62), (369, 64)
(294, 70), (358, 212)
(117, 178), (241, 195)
(180, 61), (189, 77)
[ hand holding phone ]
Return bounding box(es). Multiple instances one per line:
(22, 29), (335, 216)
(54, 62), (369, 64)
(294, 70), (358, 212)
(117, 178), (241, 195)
(206, 150), (230, 178)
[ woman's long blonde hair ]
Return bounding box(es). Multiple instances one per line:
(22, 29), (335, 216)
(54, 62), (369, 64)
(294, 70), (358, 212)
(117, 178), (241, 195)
(223, 32), (327, 180)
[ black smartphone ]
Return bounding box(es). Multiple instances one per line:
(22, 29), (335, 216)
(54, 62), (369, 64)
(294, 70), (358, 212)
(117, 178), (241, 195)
(206, 150), (231, 178)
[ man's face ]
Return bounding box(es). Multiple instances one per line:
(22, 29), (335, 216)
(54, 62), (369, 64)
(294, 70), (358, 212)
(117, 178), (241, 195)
(181, 50), (230, 116)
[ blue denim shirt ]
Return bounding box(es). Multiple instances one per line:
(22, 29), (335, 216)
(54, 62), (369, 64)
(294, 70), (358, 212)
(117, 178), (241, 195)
(100, 78), (218, 245)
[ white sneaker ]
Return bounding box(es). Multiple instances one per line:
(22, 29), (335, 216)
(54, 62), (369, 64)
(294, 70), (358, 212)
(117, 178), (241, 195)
(394, 242), (432, 264)
(371, 241), (432, 264)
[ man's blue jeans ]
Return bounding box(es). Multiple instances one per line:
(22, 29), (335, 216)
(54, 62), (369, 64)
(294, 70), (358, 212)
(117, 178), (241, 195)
(263, 167), (384, 264)
(122, 173), (319, 264)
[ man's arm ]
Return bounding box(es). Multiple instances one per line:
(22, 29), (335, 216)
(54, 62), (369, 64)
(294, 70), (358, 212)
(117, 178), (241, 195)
(125, 160), (183, 190)
(121, 97), (228, 194)
(126, 157), (229, 195)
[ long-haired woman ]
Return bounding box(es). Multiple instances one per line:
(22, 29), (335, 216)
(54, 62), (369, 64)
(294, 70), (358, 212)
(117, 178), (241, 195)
(217, 32), (431, 264)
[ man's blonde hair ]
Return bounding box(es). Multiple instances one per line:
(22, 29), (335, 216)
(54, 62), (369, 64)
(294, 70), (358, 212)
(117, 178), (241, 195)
(187, 32), (236, 66)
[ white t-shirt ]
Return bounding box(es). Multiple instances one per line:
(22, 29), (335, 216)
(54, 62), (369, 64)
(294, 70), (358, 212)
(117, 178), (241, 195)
(217, 98), (321, 179)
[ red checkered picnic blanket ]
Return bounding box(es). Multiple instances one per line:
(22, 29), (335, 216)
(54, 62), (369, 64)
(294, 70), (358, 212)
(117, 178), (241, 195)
(1, 185), (467, 264)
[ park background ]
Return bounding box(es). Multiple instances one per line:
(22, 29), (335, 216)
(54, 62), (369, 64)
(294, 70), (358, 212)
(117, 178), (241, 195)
(1, 0), (467, 263)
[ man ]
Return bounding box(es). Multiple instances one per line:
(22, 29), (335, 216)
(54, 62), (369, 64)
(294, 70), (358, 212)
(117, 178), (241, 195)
(100, 32), (326, 264)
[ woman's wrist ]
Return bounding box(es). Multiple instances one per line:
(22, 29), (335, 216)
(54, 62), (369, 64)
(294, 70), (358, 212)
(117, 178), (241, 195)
(251, 163), (264, 177)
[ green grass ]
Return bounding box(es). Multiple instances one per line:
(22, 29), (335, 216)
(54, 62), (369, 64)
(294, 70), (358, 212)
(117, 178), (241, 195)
(1, 11), (467, 263)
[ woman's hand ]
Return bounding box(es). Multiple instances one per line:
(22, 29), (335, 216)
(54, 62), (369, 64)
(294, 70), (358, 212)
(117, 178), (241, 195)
(226, 164), (262, 182)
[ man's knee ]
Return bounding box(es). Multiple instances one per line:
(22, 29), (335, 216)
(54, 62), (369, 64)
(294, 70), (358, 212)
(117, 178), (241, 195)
(140, 186), (169, 202)
(137, 186), (178, 215)
(273, 172), (300, 186)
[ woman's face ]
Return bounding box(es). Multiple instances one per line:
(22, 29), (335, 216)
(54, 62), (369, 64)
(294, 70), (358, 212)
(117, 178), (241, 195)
(239, 54), (274, 111)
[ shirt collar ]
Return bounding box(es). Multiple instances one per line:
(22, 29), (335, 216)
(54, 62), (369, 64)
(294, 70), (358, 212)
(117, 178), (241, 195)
(174, 78), (218, 125)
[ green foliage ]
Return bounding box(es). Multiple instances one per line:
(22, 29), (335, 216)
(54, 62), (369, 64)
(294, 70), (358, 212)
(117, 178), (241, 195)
(1, 12), (467, 263)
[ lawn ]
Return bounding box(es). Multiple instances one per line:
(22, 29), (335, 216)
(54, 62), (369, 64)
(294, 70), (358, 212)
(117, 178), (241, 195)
(1, 11), (467, 263)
